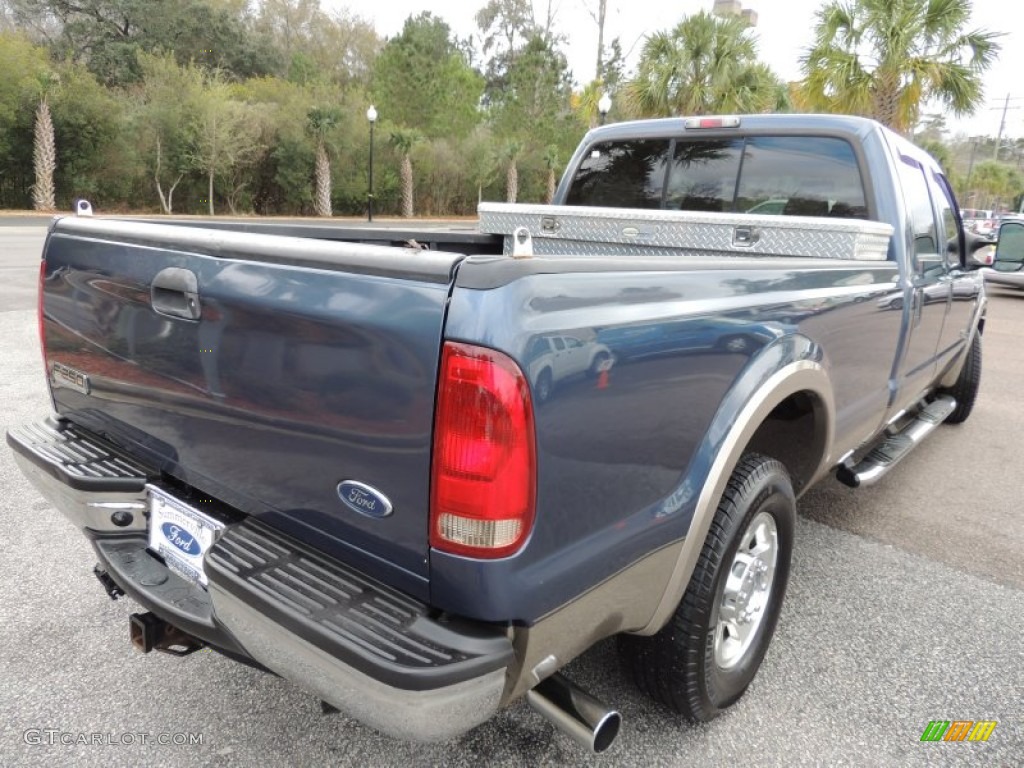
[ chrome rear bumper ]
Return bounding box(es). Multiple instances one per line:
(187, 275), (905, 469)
(7, 417), (513, 742)
(8, 417), (149, 535)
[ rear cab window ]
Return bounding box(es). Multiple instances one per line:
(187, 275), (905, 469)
(565, 139), (670, 208)
(566, 134), (868, 219)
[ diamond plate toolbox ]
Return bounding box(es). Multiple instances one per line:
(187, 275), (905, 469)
(477, 203), (894, 261)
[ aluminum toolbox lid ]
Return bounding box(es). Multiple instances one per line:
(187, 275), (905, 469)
(477, 202), (894, 261)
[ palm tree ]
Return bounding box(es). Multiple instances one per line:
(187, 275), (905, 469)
(501, 139), (522, 203)
(542, 145), (560, 203)
(576, 79), (610, 128)
(31, 72), (60, 212)
(306, 106), (342, 217)
(800, 0), (1000, 134)
(32, 95), (57, 211)
(389, 129), (422, 218)
(623, 11), (784, 118)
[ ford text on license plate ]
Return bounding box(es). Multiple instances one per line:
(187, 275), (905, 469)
(147, 485), (225, 587)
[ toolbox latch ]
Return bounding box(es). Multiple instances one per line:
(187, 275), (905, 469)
(733, 226), (760, 247)
(540, 216), (560, 234)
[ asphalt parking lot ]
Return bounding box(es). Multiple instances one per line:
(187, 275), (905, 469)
(1, 222), (1021, 766)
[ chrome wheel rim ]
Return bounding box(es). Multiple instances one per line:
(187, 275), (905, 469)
(714, 511), (778, 670)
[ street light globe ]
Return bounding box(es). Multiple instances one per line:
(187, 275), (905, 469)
(598, 93), (612, 116)
(367, 105), (378, 123)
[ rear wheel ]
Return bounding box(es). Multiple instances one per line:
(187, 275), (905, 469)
(535, 369), (553, 403)
(619, 453), (795, 722)
(940, 333), (981, 425)
(589, 351), (611, 377)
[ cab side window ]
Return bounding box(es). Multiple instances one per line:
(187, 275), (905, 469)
(896, 156), (942, 274)
(930, 173), (962, 269)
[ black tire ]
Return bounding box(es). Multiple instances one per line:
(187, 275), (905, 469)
(619, 453), (795, 722)
(535, 368), (553, 403)
(940, 333), (981, 425)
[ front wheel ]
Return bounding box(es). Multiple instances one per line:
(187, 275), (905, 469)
(940, 333), (981, 425)
(619, 453), (795, 722)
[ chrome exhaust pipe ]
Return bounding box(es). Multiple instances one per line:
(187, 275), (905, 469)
(526, 672), (621, 753)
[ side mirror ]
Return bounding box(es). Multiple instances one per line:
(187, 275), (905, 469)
(993, 221), (1024, 272)
(963, 230), (994, 269)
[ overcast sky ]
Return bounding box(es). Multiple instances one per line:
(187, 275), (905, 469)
(325, 0), (1022, 140)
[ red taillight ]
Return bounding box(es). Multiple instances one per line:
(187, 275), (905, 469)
(38, 259), (48, 372)
(430, 342), (536, 558)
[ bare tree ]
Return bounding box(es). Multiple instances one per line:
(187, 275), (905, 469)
(585, 0), (608, 79)
(541, 0), (560, 42)
(190, 79), (265, 216)
(137, 54), (204, 214)
(152, 135), (183, 215)
(475, 0), (535, 63)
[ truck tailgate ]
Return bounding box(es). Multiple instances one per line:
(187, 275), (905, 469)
(40, 217), (462, 597)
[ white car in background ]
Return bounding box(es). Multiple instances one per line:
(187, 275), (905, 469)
(962, 208), (996, 238)
(526, 334), (613, 402)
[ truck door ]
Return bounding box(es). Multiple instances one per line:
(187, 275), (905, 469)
(894, 154), (947, 397)
(930, 172), (981, 370)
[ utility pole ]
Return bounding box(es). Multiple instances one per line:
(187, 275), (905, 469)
(991, 94), (1024, 160)
(994, 94), (1011, 160)
(966, 138), (980, 203)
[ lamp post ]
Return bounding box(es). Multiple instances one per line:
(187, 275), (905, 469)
(366, 104), (377, 222)
(598, 93), (612, 126)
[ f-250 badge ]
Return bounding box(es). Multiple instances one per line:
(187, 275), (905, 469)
(337, 481), (393, 518)
(51, 361), (91, 395)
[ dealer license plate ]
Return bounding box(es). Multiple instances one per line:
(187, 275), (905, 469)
(147, 485), (225, 587)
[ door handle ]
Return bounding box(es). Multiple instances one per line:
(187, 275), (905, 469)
(151, 267), (201, 320)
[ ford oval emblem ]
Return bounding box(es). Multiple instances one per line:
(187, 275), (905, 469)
(337, 481), (393, 519)
(161, 522), (201, 556)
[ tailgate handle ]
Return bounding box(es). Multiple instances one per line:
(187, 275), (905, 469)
(151, 268), (201, 320)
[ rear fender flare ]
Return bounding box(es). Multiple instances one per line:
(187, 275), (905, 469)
(636, 346), (835, 636)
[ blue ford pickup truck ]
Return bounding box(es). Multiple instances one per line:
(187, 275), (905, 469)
(8, 115), (988, 752)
